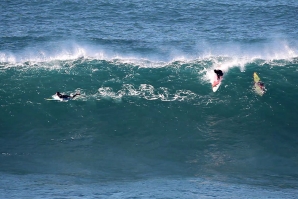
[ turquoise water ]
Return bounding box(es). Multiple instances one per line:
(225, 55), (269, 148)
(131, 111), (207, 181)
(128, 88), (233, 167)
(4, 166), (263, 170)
(1, 1), (298, 198)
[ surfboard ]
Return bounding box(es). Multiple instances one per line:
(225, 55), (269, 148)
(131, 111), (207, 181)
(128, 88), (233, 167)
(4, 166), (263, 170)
(45, 98), (60, 101)
(212, 79), (222, 92)
(212, 72), (222, 92)
(253, 72), (260, 83)
(45, 95), (69, 101)
(253, 72), (265, 96)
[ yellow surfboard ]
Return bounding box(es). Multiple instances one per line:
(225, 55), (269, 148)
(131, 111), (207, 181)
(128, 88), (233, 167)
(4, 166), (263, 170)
(253, 72), (260, 83)
(253, 72), (265, 96)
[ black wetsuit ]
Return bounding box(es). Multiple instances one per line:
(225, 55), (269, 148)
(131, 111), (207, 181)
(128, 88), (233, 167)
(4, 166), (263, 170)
(56, 93), (70, 99)
(57, 92), (80, 99)
(214, 69), (223, 79)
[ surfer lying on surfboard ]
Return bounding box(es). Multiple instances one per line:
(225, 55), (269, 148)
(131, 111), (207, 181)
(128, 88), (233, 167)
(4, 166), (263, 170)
(256, 82), (265, 90)
(253, 72), (266, 95)
(212, 69), (224, 87)
(56, 92), (80, 100)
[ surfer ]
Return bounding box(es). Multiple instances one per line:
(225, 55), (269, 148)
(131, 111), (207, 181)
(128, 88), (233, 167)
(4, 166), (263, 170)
(212, 69), (224, 88)
(214, 69), (223, 80)
(256, 82), (265, 90)
(56, 92), (80, 100)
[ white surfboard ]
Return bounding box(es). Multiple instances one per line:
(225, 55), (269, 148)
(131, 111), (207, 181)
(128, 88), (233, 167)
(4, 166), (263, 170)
(212, 72), (223, 92)
(212, 80), (222, 92)
(45, 95), (69, 101)
(211, 69), (223, 92)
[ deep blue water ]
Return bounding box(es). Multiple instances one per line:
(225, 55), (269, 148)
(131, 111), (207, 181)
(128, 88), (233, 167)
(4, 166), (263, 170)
(1, 0), (298, 198)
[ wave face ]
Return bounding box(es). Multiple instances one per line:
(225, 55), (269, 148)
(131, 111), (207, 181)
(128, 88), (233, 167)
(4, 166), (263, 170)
(1, 0), (298, 198)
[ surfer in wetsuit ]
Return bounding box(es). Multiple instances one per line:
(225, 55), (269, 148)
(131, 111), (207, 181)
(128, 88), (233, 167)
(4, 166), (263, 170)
(56, 92), (80, 99)
(214, 69), (223, 80)
(212, 69), (224, 88)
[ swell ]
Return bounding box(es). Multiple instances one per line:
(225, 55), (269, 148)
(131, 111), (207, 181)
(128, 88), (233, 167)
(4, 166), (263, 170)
(1, 56), (298, 129)
(1, 56), (298, 183)
(1, 56), (298, 102)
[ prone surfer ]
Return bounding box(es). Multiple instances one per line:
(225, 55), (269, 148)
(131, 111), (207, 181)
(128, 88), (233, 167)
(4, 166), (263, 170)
(256, 82), (265, 90)
(56, 92), (80, 100)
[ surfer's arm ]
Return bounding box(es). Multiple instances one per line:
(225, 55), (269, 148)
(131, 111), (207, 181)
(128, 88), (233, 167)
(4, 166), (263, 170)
(71, 93), (80, 99)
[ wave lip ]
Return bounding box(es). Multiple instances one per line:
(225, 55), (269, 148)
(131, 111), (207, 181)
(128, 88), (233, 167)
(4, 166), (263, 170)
(1, 39), (298, 66)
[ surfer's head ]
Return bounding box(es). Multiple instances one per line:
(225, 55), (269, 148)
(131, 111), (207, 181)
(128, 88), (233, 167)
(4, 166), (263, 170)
(56, 92), (60, 95)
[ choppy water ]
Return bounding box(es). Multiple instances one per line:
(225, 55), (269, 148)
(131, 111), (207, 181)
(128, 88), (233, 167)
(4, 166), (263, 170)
(1, 0), (298, 198)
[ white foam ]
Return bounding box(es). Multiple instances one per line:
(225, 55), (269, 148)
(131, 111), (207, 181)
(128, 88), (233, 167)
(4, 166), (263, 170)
(1, 39), (297, 71)
(96, 84), (198, 102)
